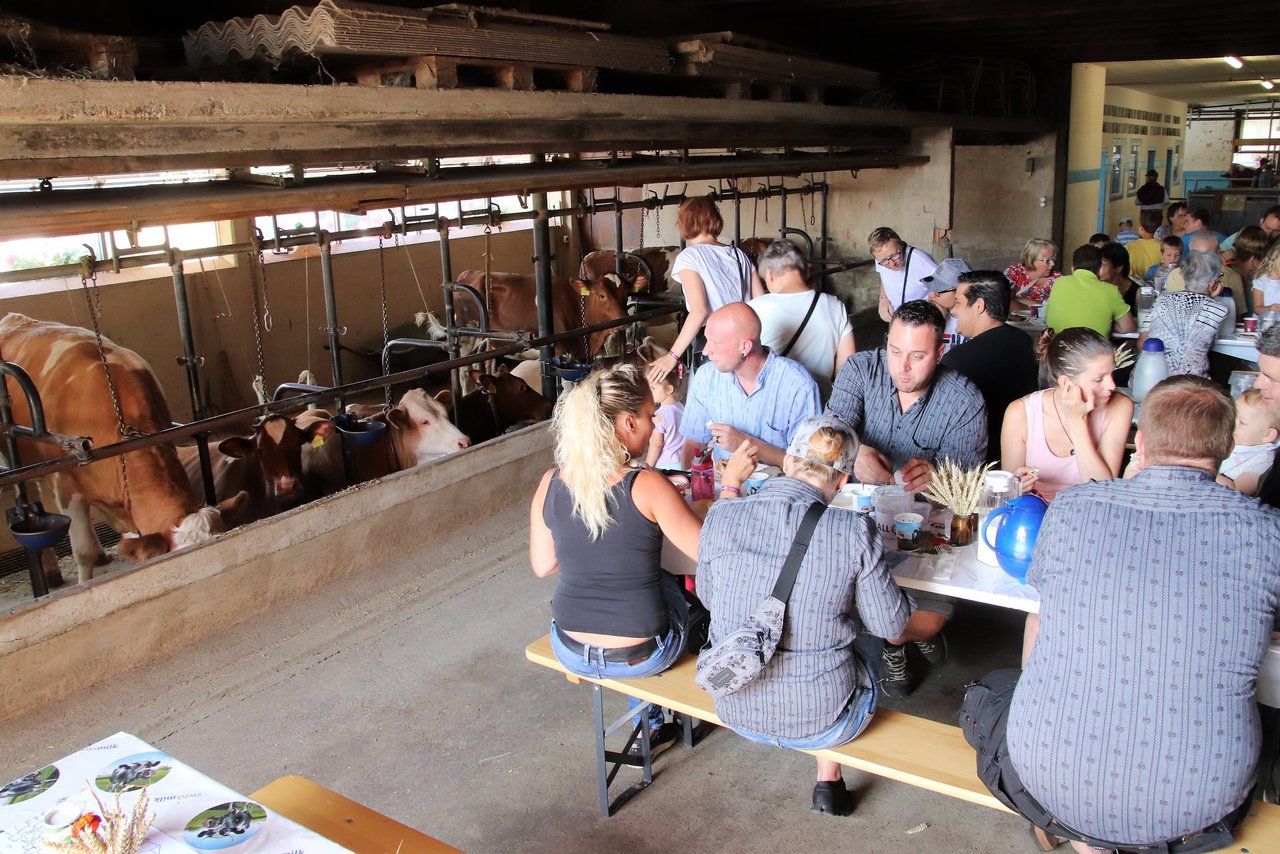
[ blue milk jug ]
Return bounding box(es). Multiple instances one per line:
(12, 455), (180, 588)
(981, 494), (1048, 583)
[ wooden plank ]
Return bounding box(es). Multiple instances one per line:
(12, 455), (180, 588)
(524, 635), (1010, 811)
(0, 79), (1040, 180)
(251, 774), (464, 853)
(0, 151), (926, 241)
(671, 40), (880, 88)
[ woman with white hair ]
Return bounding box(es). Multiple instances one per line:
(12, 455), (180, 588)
(1004, 238), (1061, 306)
(530, 359), (756, 742)
(696, 415), (911, 817)
(1144, 250), (1231, 378)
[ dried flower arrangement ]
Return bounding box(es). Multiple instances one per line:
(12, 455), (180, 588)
(43, 786), (153, 854)
(1114, 343), (1136, 371)
(921, 458), (995, 517)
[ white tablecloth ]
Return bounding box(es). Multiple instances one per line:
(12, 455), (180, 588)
(0, 732), (348, 853)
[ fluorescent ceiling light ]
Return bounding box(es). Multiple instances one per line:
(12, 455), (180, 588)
(1262, 80), (1276, 90)
(1224, 56), (1244, 69)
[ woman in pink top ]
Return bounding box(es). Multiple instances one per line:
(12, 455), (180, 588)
(1000, 327), (1133, 501)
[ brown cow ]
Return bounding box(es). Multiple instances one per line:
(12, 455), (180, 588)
(179, 415), (334, 529)
(452, 270), (634, 361)
(579, 247), (679, 295)
(0, 313), (243, 580)
(437, 367), (553, 444)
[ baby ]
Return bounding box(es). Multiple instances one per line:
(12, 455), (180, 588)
(1145, 236), (1182, 291)
(646, 370), (688, 470)
(1217, 388), (1280, 496)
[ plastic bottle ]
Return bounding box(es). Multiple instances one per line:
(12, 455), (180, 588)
(1136, 286), (1157, 331)
(1131, 337), (1170, 403)
(690, 447), (715, 501)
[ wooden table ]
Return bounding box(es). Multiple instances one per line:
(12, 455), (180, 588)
(888, 544), (1280, 707)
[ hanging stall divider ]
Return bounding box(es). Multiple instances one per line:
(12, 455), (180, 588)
(532, 184), (558, 402)
(0, 304), (677, 493)
(167, 255), (217, 506)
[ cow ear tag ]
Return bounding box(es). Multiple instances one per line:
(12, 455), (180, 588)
(576, 284), (591, 296)
(312, 435), (327, 448)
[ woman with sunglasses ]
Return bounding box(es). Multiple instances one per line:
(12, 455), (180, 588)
(1005, 238), (1061, 307)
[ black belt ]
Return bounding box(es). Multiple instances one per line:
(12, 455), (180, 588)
(554, 625), (660, 664)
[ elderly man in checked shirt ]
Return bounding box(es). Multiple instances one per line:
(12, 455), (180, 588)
(825, 299), (987, 698)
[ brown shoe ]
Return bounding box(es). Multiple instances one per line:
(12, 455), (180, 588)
(1029, 823), (1068, 851)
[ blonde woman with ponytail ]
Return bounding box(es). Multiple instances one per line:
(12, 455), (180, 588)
(530, 360), (757, 709)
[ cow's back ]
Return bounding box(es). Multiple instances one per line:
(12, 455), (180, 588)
(455, 271), (576, 335)
(0, 313), (197, 534)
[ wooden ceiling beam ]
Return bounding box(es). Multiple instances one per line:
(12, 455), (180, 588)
(0, 78), (1037, 180)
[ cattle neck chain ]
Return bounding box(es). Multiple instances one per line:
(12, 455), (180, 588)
(247, 248), (268, 393)
(377, 236), (392, 406)
(78, 272), (141, 511)
(483, 225), (494, 323)
(579, 292), (589, 361)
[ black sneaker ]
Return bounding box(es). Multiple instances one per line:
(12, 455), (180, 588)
(915, 632), (948, 665)
(880, 643), (912, 699)
(811, 780), (854, 816)
(627, 722), (679, 756)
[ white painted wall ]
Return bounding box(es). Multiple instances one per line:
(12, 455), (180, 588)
(952, 134), (1057, 271)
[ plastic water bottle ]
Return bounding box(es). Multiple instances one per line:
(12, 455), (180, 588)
(1137, 286), (1157, 331)
(690, 447), (715, 501)
(1131, 337), (1170, 403)
(1214, 287), (1236, 340)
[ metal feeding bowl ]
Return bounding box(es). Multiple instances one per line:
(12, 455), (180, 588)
(549, 356), (592, 382)
(334, 413), (387, 447)
(6, 504), (71, 551)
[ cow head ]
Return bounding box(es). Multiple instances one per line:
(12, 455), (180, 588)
(386, 388), (470, 467)
(116, 492), (245, 563)
(472, 367), (553, 429)
(217, 415), (330, 512)
(572, 274), (628, 357)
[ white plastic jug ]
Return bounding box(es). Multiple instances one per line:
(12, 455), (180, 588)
(1131, 337), (1169, 404)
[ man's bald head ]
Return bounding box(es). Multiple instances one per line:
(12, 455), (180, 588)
(703, 303), (763, 373)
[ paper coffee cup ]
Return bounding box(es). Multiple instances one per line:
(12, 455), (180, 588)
(894, 512), (924, 551)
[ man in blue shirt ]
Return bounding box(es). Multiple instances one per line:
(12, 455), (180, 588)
(681, 303), (820, 468)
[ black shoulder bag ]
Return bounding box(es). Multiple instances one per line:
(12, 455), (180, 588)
(779, 290), (821, 358)
(695, 501), (826, 700)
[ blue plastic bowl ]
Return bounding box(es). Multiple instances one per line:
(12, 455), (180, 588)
(9, 512), (71, 551)
(334, 414), (387, 447)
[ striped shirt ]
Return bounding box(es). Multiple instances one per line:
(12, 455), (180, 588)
(825, 349), (987, 470)
(681, 349), (820, 462)
(697, 477), (912, 738)
(1008, 467), (1280, 845)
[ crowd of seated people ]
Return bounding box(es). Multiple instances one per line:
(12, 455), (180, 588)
(528, 219), (1280, 850)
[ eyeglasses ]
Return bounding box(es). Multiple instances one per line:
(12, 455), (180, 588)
(877, 248), (904, 265)
(1036, 256), (1056, 264)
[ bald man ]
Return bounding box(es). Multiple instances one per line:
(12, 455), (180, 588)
(681, 303), (821, 468)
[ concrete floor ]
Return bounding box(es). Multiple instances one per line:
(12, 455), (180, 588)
(0, 499), (1035, 853)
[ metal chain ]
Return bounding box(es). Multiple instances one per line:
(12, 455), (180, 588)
(78, 270), (139, 511)
(809, 178), (817, 226)
(246, 248), (267, 390)
(377, 236), (392, 406)
(639, 203), (647, 248)
(760, 184), (770, 224)
(751, 192), (759, 241)
(258, 246), (274, 332)
(579, 293), (589, 361)
(483, 224), (494, 321)
(798, 184), (808, 229)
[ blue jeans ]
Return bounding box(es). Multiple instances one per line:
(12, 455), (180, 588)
(729, 641), (882, 751)
(550, 618), (688, 729)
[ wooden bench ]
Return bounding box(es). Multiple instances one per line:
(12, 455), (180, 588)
(526, 634), (1280, 851)
(251, 774), (464, 853)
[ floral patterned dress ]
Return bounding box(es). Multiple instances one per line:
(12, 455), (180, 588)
(1004, 264), (1061, 303)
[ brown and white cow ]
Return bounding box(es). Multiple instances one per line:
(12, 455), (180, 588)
(449, 270), (634, 361)
(579, 247), (680, 296)
(0, 313), (242, 580)
(437, 367), (553, 444)
(179, 415), (334, 529)
(299, 390), (470, 497)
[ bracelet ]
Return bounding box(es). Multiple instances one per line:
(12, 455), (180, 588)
(719, 485), (740, 496)
(667, 351), (684, 379)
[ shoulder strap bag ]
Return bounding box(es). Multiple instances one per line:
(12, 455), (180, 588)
(695, 501), (827, 700)
(779, 290), (821, 358)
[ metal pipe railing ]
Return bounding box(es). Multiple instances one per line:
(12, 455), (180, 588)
(0, 304), (678, 491)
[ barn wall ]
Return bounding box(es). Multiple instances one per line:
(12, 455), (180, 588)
(0, 227), (554, 423)
(951, 134), (1058, 271)
(1184, 118), (1236, 190)
(0, 424), (553, 722)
